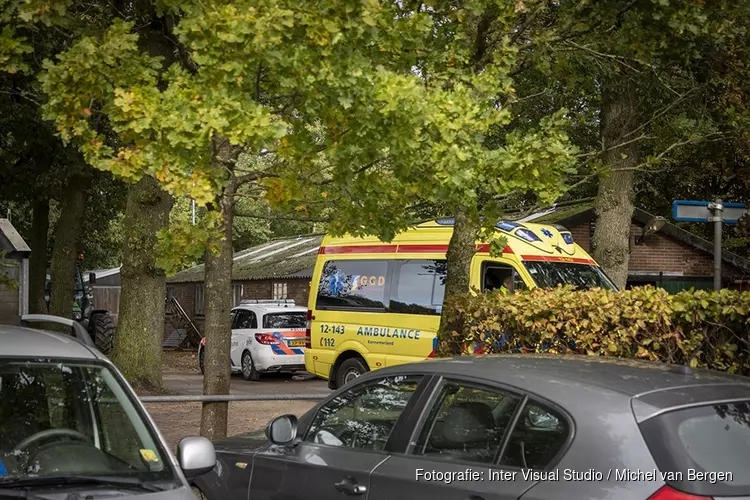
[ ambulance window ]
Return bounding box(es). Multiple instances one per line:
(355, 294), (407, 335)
(316, 260), (390, 311)
(388, 260), (446, 315)
(483, 264), (521, 293)
(524, 262), (616, 290)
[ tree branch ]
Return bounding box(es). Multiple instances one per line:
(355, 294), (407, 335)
(627, 134), (729, 172)
(0, 89), (41, 105)
(623, 87), (700, 139)
(564, 41), (643, 73)
(576, 134), (654, 159)
(233, 211), (331, 223)
(312, 157), (384, 186)
(233, 170), (280, 188)
(255, 63), (263, 101)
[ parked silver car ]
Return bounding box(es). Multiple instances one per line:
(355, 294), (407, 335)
(0, 315), (215, 499)
(195, 354), (750, 500)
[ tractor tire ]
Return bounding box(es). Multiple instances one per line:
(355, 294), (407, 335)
(91, 313), (116, 355)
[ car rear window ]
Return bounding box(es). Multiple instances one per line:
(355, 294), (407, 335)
(640, 401), (750, 497)
(263, 312), (306, 329)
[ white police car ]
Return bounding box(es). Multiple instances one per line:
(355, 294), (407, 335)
(199, 300), (308, 381)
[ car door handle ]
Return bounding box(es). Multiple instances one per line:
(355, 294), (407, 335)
(334, 477), (367, 496)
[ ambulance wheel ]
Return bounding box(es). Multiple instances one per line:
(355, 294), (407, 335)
(336, 357), (368, 388)
(241, 351), (260, 381)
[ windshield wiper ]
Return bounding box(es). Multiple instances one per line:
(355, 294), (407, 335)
(0, 476), (164, 493)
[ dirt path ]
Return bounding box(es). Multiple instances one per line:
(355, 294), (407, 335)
(146, 401), (317, 449)
(146, 352), (322, 448)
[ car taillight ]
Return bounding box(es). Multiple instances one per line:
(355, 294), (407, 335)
(648, 486), (712, 500)
(305, 310), (312, 349)
(255, 333), (280, 345)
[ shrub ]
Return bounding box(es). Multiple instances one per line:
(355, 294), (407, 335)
(442, 286), (750, 375)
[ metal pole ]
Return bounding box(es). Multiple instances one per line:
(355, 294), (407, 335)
(191, 199), (196, 225)
(139, 394), (327, 403)
(711, 199), (723, 291)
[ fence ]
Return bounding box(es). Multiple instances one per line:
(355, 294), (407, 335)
(139, 393), (327, 447)
(140, 394), (327, 403)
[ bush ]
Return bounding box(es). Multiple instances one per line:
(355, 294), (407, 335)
(442, 286), (750, 375)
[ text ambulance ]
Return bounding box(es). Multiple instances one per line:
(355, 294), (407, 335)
(304, 218), (616, 388)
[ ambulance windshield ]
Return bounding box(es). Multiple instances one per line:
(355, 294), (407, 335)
(524, 262), (617, 291)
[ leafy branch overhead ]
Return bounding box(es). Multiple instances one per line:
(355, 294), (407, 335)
(39, 1), (581, 247)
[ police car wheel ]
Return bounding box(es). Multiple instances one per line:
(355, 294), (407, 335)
(337, 358), (368, 388)
(241, 351), (260, 381)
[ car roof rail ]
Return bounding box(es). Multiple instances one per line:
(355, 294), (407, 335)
(239, 299), (296, 306)
(20, 314), (97, 349)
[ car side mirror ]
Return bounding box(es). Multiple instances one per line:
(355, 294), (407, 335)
(88, 272), (97, 285)
(265, 414), (298, 445)
(177, 436), (216, 479)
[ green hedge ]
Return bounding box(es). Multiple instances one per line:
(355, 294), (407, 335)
(443, 286), (750, 375)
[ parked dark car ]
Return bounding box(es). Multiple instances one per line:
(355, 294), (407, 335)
(194, 354), (750, 500)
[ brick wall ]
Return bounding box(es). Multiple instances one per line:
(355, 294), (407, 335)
(566, 221), (741, 277)
(568, 223), (591, 253)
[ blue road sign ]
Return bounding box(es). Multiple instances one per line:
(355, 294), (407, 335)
(672, 200), (748, 224)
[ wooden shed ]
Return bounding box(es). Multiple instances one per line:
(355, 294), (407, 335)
(0, 218), (31, 324)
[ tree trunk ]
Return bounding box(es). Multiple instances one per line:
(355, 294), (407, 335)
(200, 137), (238, 441)
(112, 176), (173, 389)
(592, 79), (638, 289)
(436, 206), (479, 357)
(28, 197), (50, 314)
(49, 177), (89, 320)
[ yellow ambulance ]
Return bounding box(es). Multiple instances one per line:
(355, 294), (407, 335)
(304, 218), (616, 388)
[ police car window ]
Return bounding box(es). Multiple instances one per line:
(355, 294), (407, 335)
(305, 375), (422, 451)
(316, 260), (391, 310)
(234, 310), (257, 329)
(263, 312), (305, 329)
(413, 383), (521, 464)
(500, 401), (569, 470)
(388, 260), (446, 315)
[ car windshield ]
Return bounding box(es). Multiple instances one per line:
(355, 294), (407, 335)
(523, 262), (617, 290)
(263, 312), (306, 329)
(0, 359), (176, 485)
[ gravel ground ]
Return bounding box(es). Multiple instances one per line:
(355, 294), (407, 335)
(162, 350), (201, 374)
(145, 400), (316, 450)
(147, 351), (318, 449)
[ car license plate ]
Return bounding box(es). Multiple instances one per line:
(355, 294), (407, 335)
(288, 339), (305, 347)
